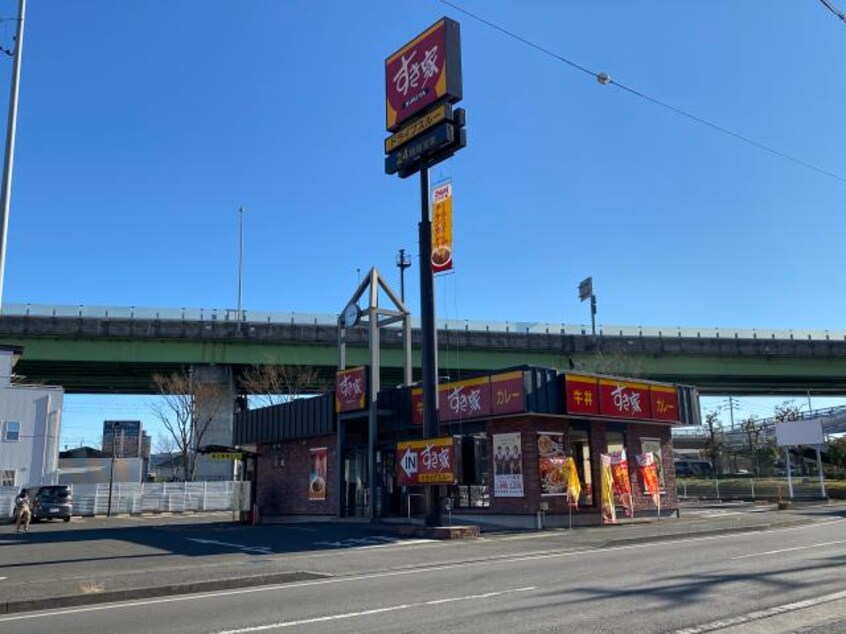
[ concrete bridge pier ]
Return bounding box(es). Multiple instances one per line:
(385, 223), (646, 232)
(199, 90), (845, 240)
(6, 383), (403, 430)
(191, 365), (236, 481)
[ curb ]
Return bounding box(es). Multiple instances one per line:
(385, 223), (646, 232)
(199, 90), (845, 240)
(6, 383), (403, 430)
(0, 571), (329, 616)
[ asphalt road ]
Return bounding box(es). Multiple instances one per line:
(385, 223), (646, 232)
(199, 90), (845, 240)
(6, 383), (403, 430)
(2, 514), (844, 633)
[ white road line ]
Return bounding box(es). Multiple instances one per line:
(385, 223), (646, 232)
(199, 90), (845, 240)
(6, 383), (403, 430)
(212, 587), (536, 633)
(729, 539), (846, 560)
(0, 576), (7, 581)
(671, 589), (846, 634)
(0, 518), (841, 623)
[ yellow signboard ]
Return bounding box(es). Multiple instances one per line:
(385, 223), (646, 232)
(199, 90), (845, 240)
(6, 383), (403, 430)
(210, 452), (242, 460)
(431, 182), (453, 273)
(384, 104), (451, 154)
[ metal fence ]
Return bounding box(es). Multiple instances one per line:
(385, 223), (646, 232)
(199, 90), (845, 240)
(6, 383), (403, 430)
(1, 481), (251, 519)
(676, 477), (831, 501)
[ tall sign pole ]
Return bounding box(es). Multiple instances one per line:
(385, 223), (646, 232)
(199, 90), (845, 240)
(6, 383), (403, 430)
(417, 162), (440, 525)
(385, 18), (466, 527)
(0, 0), (26, 310)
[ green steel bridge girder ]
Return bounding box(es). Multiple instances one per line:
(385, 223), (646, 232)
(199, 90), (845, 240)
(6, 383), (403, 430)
(4, 334), (846, 395)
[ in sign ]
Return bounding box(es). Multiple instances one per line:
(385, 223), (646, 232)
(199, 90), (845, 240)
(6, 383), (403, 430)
(400, 448), (418, 477)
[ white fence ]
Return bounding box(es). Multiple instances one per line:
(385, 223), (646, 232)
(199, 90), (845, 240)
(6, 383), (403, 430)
(1, 481), (251, 519)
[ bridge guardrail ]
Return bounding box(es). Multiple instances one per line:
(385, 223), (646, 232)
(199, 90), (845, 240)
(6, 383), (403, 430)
(1, 303), (843, 342)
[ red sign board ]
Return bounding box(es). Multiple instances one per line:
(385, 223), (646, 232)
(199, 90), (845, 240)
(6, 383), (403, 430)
(385, 17), (463, 131)
(565, 374), (600, 415)
(396, 437), (456, 486)
(335, 367), (367, 413)
(650, 385), (680, 422)
(598, 379), (653, 420)
(439, 376), (491, 422)
(490, 371), (526, 416)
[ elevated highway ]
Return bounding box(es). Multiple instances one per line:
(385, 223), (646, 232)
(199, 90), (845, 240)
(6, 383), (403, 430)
(0, 304), (844, 395)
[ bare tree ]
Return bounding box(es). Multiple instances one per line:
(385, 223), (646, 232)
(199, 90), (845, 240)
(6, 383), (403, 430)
(774, 400), (801, 423)
(238, 364), (325, 408)
(150, 371), (230, 481)
(700, 410), (725, 474)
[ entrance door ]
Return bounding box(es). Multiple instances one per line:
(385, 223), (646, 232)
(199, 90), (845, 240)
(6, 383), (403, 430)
(344, 450), (369, 517)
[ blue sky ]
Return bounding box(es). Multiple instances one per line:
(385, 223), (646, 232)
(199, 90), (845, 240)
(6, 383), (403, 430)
(0, 1), (843, 448)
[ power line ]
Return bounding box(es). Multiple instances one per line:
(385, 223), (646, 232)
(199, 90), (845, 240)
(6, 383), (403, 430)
(439, 0), (846, 185)
(819, 0), (846, 23)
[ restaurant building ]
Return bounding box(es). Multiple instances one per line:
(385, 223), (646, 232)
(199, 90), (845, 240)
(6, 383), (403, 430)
(234, 367), (699, 529)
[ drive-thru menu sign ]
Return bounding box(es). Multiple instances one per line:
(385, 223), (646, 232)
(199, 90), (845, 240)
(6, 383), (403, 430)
(396, 437), (456, 486)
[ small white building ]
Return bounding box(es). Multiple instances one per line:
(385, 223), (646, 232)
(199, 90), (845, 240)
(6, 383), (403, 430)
(0, 346), (64, 490)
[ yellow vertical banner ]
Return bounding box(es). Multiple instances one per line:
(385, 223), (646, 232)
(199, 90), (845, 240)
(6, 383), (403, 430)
(564, 456), (581, 509)
(431, 181), (453, 273)
(600, 454), (617, 525)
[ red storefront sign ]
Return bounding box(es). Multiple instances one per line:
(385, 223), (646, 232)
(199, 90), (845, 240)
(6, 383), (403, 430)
(335, 367), (366, 413)
(490, 371), (526, 416)
(565, 374), (600, 415)
(598, 379), (653, 420)
(650, 385), (680, 422)
(396, 437), (456, 486)
(412, 372), (527, 424)
(385, 17), (463, 131)
(439, 376), (491, 422)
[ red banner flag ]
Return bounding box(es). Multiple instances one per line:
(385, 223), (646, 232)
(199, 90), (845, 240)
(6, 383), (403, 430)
(637, 452), (661, 509)
(609, 449), (633, 517)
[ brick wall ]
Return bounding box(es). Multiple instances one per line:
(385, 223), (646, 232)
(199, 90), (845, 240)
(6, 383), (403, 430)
(257, 434), (336, 516)
(486, 416), (678, 519)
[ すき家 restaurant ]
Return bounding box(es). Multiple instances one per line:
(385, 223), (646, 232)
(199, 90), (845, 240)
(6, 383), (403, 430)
(234, 366), (699, 528)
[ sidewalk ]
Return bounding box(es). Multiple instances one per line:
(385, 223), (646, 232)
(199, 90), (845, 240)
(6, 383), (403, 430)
(0, 501), (841, 615)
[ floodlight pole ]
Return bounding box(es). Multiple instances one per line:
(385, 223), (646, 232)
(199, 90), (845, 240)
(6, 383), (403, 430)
(0, 0), (26, 310)
(419, 163), (441, 527)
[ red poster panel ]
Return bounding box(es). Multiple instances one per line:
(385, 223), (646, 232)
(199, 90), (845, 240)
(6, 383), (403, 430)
(411, 388), (424, 425)
(438, 376), (491, 422)
(396, 437), (456, 486)
(650, 385), (680, 422)
(385, 18), (462, 131)
(335, 367), (367, 413)
(565, 374), (600, 415)
(490, 371), (526, 416)
(598, 379), (653, 419)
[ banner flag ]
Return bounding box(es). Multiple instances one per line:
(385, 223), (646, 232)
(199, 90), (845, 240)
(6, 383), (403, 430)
(600, 454), (617, 525)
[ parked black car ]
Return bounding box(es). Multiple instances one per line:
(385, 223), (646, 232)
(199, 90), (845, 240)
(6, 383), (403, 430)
(29, 485), (73, 522)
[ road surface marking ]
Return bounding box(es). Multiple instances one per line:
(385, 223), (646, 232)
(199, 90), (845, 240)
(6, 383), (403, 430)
(212, 587), (536, 633)
(729, 538), (846, 560)
(0, 518), (841, 623)
(671, 589), (846, 633)
(0, 576), (6, 581)
(187, 538), (272, 554)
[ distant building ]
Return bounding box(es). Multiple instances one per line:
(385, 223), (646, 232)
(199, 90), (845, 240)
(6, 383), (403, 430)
(0, 346), (64, 489)
(102, 420), (151, 460)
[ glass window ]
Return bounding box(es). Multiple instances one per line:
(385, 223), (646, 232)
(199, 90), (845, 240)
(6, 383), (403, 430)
(570, 428), (593, 507)
(4, 421), (20, 441)
(0, 469), (14, 486)
(607, 431), (625, 455)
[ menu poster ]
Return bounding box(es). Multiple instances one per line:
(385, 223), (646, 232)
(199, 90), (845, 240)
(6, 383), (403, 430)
(537, 433), (567, 497)
(493, 432), (524, 497)
(600, 454), (617, 525)
(309, 447), (328, 501)
(609, 449), (634, 517)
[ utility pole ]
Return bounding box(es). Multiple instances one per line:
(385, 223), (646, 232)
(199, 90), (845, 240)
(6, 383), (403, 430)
(396, 248), (411, 303)
(724, 396), (739, 430)
(236, 206), (244, 330)
(0, 0), (26, 309)
(107, 422), (118, 517)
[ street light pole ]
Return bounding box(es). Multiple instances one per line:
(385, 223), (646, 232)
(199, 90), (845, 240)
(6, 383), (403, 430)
(0, 0), (26, 310)
(107, 422), (117, 517)
(236, 206), (244, 329)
